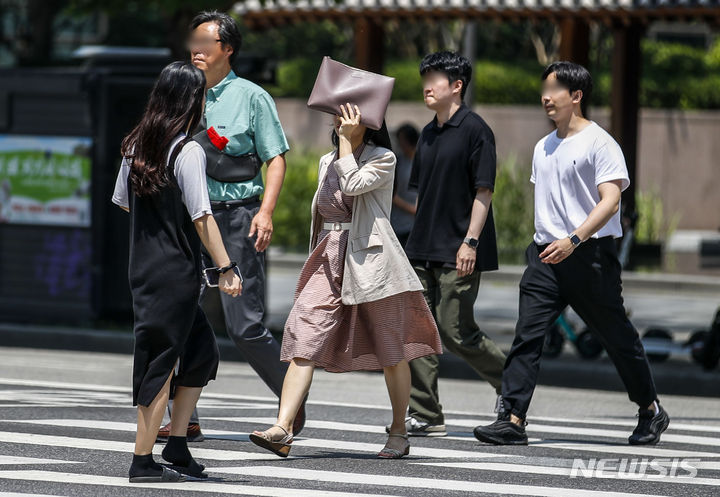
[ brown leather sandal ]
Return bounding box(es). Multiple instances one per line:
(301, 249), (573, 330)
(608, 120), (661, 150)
(249, 424), (293, 458)
(377, 433), (410, 459)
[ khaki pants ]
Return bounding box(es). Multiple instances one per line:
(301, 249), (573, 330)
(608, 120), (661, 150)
(408, 265), (506, 425)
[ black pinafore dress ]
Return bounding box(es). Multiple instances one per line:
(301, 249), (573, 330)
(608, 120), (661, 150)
(127, 137), (219, 407)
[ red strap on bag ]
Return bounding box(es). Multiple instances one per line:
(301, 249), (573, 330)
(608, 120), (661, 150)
(207, 126), (229, 151)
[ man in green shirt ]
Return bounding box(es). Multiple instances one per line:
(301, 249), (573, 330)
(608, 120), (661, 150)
(158, 10), (305, 442)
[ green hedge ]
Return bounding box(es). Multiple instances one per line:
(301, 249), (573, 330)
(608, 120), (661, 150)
(265, 150), (318, 251)
(265, 39), (720, 109)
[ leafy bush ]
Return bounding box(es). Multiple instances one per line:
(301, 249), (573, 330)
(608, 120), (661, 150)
(473, 61), (541, 105)
(635, 189), (680, 244)
(265, 150), (318, 251)
(493, 156), (535, 263)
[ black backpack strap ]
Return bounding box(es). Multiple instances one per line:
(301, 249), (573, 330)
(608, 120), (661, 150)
(166, 136), (194, 181)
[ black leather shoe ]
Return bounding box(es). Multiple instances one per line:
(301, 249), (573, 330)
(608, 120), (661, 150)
(629, 404), (670, 445)
(473, 411), (528, 445)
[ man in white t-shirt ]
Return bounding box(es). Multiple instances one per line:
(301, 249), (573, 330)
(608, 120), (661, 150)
(473, 61), (669, 446)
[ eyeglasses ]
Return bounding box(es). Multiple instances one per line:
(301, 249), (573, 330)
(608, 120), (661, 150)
(186, 38), (222, 51)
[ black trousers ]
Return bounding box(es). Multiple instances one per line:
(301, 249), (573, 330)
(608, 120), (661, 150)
(501, 237), (658, 419)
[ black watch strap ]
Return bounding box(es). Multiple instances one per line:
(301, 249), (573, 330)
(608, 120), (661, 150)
(217, 262), (237, 274)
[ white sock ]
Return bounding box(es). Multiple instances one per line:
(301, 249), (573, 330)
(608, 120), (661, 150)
(653, 401), (659, 415)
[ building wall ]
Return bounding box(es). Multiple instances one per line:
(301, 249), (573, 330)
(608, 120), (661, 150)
(275, 99), (720, 230)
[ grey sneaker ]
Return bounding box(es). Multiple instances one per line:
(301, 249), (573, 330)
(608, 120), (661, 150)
(494, 394), (505, 414)
(385, 416), (447, 437)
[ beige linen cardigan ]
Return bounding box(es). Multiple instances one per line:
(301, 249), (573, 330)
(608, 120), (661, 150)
(308, 143), (424, 305)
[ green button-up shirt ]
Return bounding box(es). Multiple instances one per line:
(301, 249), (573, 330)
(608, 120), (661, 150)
(204, 71), (290, 201)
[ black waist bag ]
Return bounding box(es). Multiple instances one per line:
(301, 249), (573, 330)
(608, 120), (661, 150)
(192, 127), (262, 183)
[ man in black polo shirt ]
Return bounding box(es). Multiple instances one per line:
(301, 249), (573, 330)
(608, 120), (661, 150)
(397, 51), (507, 437)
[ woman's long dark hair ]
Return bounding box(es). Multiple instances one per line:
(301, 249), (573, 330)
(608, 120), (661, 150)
(331, 120), (393, 151)
(121, 61), (206, 197)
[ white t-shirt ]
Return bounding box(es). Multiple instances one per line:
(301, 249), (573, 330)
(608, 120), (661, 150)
(531, 121), (630, 245)
(112, 134), (212, 221)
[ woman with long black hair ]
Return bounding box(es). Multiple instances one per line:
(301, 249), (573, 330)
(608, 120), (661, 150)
(112, 61), (241, 483)
(250, 104), (442, 459)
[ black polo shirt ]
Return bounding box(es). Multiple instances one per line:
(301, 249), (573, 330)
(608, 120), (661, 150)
(405, 103), (499, 272)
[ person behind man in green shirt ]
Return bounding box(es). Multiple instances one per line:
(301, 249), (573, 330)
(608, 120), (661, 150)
(158, 10), (305, 442)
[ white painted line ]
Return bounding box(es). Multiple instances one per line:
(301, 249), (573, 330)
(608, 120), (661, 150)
(447, 418), (720, 447)
(0, 431), (276, 461)
(413, 461), (720, 487)
(448, 414), (720, 434)
(0, 420), (507, 460)
(529, 416), (720, 435)
(213, 466), (671, 497)
(0, 470), (398, 497)
(206, 416), (386, 433)
(0, 492), (66, 497)
(0, 455), (81, 465)
(440, 433), (720, 459)
(4, 377), (718, 436)
(529, 440), (720, 459)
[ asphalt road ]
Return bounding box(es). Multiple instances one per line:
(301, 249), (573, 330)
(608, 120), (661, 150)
(0, 347), (718, 496)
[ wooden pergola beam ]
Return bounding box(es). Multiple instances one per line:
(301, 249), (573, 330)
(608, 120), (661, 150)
(354, 17), (384, 72)
(558, 16), (590, 67)
(611, 21), (645, 216)
(239, 6), (720, 30)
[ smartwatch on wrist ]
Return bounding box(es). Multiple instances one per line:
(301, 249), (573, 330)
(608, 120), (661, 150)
(568, 233), (582, 247)
(463, 237), (479, 249)
(217, 262), (238, 274)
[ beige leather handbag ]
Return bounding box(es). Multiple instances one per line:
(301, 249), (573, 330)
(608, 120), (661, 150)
(307, 56), (395, 130)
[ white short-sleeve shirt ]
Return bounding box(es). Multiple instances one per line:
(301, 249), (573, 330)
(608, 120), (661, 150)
(112, 134), (212, 221)
(531, 121), (630, 245)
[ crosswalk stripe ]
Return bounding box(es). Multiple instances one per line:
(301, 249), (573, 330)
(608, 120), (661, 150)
(412, 462), (720, 487)
(446, 418), (720, 447)
(418, 432), (720, 460)
(0, 421), (505, 460)
(0, 492), (65, 497)
(0, 431), (277, 461)
(457, 413), (720, 435)
(517, 415), (720, 435)
(6, 377), (717, 438)
(4, 417), (719, 461)
(529, 440), (720, 459)
(0, 470), (399, 497)
(207, 416), (386, 433)
(212, 466), (671, 497)
(0, 419), (248, 438)
(209, 416), (716, 460)
(0, 455), (81, 465)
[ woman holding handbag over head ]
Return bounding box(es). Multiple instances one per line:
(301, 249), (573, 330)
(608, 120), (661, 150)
(250, 101), (442, 460)
(112, 61), (242, 483)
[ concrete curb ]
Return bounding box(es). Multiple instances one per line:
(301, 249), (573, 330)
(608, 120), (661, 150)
(2, 322), (718, 398)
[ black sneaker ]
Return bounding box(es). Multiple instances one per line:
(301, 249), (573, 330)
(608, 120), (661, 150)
(473, 411), (528, 445)
(629, 404), (670, 445)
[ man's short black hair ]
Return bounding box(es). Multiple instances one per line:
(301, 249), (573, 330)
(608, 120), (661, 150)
(190, 10), (242, 63)
(542, 61), (593, 115)
(419, 51), (472, 100)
